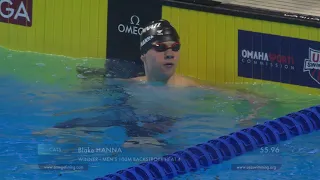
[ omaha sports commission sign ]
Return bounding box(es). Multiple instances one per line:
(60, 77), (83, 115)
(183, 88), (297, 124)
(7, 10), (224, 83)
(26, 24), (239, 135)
(238, 30), (320, 89)
(0, 0), (32, 27)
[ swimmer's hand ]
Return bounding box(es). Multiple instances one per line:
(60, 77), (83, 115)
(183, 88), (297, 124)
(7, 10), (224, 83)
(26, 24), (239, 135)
(235, 90), (268, 126)
(199, 83), (268, 126)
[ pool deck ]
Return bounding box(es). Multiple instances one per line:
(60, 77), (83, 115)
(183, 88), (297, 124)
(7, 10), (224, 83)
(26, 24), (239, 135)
(218, 0), (320, 17)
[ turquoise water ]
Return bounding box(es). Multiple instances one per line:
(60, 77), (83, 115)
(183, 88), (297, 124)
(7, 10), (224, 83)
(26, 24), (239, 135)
(1, 47), (319, 180)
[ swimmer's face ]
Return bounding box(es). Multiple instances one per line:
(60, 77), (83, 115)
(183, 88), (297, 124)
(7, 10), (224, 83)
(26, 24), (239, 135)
(141, 41), (180, 79)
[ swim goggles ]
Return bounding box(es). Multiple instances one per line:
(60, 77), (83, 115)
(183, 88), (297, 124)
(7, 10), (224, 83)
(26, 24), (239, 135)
(152, 42), (181, 52)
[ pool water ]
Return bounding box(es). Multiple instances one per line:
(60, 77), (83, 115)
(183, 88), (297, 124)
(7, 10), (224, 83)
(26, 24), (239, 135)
(1, 47), (319, 180)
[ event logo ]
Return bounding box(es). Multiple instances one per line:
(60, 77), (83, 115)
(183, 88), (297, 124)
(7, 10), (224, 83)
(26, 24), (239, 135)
(0, 0), (32, 26)
(117, 15), (143, 36)
(303, 48), (320, 84)
(240, 49), (295, 70)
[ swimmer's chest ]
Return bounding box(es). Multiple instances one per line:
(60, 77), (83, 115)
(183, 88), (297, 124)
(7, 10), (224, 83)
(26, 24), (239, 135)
(126, 86), (203, 115)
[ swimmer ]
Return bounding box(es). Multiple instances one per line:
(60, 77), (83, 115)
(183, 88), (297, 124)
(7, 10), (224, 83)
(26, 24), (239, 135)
(130, 19), (198, 87)
(34, 19), (268, 148)
(132, 19), (267, 124)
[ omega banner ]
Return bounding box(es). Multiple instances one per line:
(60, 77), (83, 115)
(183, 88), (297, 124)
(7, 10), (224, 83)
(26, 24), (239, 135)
(0, 0), (32, 27)
(106, 0), (162, 63)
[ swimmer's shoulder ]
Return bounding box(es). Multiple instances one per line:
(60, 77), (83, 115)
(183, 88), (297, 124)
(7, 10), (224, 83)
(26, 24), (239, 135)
(172, 75), (200, 87)
(129, 75), (200, 87)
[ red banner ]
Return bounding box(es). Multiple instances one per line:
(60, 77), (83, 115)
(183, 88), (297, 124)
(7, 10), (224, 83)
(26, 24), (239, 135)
(0, 0), (32, 27)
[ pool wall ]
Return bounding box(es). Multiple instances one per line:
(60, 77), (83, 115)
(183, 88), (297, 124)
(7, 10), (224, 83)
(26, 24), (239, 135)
(0, 0), (319, 93)
(161, 1), (320, 93)
(0, 0), (107, 58)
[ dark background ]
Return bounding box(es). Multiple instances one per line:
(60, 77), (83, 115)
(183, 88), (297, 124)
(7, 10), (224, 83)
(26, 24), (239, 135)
(106, 0), (162, 78)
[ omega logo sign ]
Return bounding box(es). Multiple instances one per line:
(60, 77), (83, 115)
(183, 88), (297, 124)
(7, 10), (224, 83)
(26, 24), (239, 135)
(117, 15), (144, 35)
(0, 0), (33, 27)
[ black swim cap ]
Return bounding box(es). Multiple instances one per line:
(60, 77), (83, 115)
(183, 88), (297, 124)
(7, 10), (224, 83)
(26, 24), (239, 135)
(140, 19), (180, 54)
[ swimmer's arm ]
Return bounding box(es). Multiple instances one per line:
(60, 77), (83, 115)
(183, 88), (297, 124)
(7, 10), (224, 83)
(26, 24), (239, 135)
(196, 81), (268, 125)
(234, 90), (268, 125)
(187, 76), (268, 103)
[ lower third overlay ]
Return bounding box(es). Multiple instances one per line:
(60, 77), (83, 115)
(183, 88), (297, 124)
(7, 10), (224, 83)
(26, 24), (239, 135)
(37, 143), (181, 171)
(37, 144), (282, 172)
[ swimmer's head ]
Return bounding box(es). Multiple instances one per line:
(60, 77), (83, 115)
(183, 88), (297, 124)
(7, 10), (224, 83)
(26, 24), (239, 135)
(140, 19), (180, 55)
(140, 19), (180, 81)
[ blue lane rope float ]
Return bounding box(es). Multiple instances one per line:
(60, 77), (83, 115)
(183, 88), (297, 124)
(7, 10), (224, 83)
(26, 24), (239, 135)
(95, 105), (320, 180)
